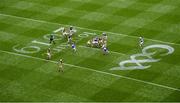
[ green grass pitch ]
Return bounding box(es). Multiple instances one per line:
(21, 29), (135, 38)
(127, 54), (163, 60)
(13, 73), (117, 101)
(0, 0), (180, 102)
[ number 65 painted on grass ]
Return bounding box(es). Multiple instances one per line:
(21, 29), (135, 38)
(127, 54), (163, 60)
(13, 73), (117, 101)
(111, 44), (174, 70)
(13, 45), (40, 54)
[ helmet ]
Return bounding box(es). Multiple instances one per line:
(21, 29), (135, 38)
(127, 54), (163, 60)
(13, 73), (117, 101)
(103, 32), (106, 35)
(70, 26), (73, 30)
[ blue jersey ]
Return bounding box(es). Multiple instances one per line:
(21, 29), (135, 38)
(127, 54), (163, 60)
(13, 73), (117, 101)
(72, 44), (76, 49)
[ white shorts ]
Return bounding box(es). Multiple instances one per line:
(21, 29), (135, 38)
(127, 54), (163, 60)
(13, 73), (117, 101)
(140, 41), (144, 45)
(92, 41), (98, 44)
(47, 53), (51, 58)
(63, 32), (69, 36)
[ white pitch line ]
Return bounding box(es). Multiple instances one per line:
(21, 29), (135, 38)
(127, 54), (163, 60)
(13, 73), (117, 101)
(53, 27), (63, 33)
(0, 49), (180, 92)
(0, 13), (180, 47)
(79, 45), (126, 56)
(32, 40), (51, 46)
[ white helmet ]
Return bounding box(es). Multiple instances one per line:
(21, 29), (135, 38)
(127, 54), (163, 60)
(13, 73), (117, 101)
(102, 32), (106, 36)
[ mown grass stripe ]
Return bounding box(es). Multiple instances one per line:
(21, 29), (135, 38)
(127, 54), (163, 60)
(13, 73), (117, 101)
(0, 13), (179, 47)
(0, 49), (180, 92)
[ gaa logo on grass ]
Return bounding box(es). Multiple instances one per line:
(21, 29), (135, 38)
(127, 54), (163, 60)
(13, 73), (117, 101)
(111, 44), (174, 70)
(12, 29), (97, 54)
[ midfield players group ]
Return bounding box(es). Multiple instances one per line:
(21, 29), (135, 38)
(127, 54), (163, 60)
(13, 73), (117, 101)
(46, 26), (144, 72)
